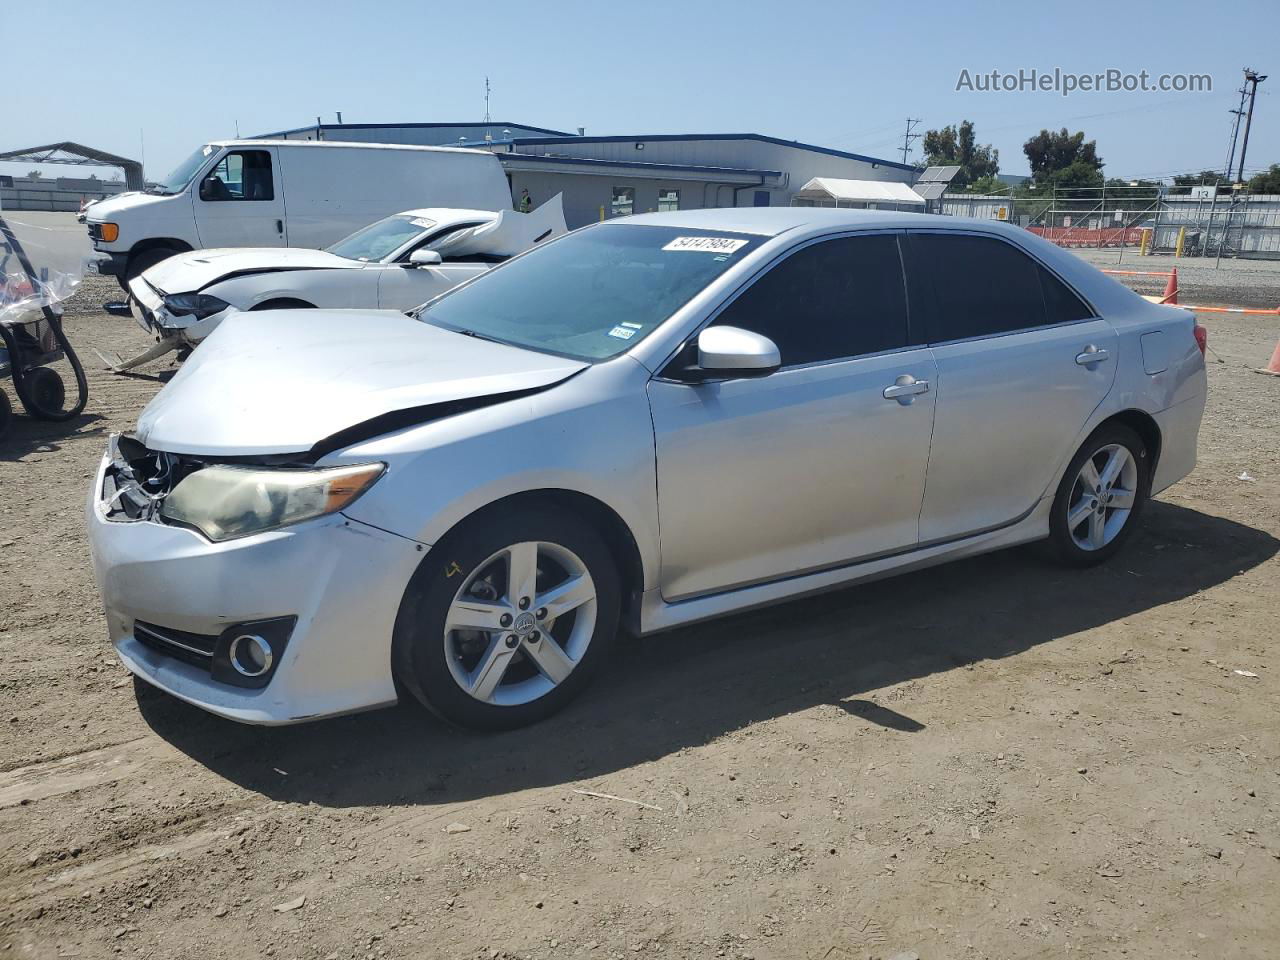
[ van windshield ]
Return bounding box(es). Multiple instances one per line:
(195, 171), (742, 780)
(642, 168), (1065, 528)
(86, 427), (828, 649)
(151, 145), (215, 195)
(326, 214), (435, 262)
(418, 224), (763, 361)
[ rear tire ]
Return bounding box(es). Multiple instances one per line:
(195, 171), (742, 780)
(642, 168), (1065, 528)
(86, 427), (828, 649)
(0, 390), (11, 439)
(393, 504), (620, 730)
(18, 367), (66, 419)
(1046, 423), (1151, 567)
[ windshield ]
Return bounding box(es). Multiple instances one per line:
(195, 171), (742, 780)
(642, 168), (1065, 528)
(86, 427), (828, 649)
(419, 224), (764, 360)
(326, 214), (435, 262)
(152, 145), (214, 195)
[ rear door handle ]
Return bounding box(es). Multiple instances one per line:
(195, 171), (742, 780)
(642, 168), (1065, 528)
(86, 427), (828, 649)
(1076, 346), (1109, 365)
(276, 219), (284, 235)
(883, 375), (930, 404)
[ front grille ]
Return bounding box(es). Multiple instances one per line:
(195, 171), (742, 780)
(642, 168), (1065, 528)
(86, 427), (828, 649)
(86, 222), (103, 242)
(133, 621), (218, 670)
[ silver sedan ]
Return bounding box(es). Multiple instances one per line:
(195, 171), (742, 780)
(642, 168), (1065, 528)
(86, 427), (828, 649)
(86, 209), (1207, 729)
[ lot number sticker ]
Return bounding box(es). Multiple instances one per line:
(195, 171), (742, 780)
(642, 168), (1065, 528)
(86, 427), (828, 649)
(662, 236), (749, 254)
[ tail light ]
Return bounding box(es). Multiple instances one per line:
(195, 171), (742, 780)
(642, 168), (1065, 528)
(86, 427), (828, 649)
(1193, 322), (1208, 357)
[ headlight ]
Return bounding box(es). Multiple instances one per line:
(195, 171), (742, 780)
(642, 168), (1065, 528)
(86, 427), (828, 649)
(159, 463), (384, 541)
(162, 292), (231, 319)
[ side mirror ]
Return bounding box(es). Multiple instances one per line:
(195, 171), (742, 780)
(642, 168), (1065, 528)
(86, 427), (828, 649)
(409, 249), (442, 267)
(696, 326), (781, 376)
(198, 179), (215, 201)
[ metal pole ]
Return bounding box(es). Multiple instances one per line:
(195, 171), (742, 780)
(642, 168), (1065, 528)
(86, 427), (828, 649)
(1237, 69), (1266, 185)
(1215, 198), (1234, 269)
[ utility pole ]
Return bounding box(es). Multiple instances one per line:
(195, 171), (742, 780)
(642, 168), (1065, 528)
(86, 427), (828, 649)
(1236, 67), (1267, 186)
(900, 118), (922, 165)
(484, 76), (492, 124)
(1224, 81), (1247, 181)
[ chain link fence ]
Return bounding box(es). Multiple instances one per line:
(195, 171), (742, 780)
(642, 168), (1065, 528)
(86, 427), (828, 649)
(942, 186), (1280, 263)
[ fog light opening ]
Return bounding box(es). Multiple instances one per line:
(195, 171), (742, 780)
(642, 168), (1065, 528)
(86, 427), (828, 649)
(228, 634), (273, 678)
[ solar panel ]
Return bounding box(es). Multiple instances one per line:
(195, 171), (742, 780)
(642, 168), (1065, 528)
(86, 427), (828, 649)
(917, 165), (961, 183)
(912, 182), (948, 200)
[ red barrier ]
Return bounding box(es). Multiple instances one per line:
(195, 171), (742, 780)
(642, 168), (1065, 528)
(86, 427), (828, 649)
(1029, 226), (1145, 248)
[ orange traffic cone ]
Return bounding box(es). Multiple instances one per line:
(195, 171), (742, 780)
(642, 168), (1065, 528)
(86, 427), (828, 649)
(1161, 268), (1179, 304)
(1259, 338), (1280, 377)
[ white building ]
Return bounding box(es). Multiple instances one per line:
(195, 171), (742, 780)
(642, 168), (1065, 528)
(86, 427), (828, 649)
(260, 121), (919, 228)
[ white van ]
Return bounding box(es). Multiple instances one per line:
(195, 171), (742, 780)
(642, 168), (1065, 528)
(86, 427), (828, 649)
(84, 140), (512, 286)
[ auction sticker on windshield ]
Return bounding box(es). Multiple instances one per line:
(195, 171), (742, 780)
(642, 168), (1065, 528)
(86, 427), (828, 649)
(662, 236), (749, 254)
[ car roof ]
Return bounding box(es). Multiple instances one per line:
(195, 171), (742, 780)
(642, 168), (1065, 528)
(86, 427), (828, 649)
(620, 207), (986, 237)
(395, 208), (500, 222)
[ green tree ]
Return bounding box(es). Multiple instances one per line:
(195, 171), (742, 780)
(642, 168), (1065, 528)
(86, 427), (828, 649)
(922, 120), (999, 189)
(966, 173), (1007, 195)
(1171, 169), (1223, 189)
(1023, 128), (1103, 188)
(1246, 164), (1280, 194)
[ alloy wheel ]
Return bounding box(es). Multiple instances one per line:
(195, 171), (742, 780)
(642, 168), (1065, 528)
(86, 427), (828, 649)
(1066, 443), (1139, 551)
(443, 541), (597, 706)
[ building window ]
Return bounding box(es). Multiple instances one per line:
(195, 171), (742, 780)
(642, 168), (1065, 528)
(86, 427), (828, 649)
(657, 189), (680, 212)
(611, 186), (635, 217)
(753, 190), (770, 207)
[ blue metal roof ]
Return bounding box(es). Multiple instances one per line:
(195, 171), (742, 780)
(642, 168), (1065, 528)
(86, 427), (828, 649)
(500, 152), (781, 179)
(508, 133), (919, 173)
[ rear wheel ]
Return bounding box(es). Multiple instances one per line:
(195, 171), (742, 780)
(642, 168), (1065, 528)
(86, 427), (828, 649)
(1046, 423), (1150, 566)
(18, 366), (66, 419)
(0, 390), (11, 438)
(393, 505), (620, 730)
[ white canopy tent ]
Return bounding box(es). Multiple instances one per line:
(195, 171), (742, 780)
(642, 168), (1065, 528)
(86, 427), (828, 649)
(792, 177), (925, 211)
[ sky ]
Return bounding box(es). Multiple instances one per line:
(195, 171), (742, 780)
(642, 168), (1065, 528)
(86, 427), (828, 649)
(8, 0), (1279, 184)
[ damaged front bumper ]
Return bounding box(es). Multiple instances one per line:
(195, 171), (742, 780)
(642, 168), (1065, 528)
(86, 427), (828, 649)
(86, 438), (426, 724)
(127, 278), (233, 347)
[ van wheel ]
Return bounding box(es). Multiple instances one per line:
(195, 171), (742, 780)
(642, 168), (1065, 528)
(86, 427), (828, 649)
(1046, 423), (1150, 567)
(124, 247), (178, 284)
(393, 504), (620, 730)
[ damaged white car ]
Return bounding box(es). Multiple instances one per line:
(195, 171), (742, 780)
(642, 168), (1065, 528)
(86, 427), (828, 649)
(107, 197), (566, 371)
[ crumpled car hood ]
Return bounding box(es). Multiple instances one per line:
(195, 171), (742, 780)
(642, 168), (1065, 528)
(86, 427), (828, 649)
(143, 247), (361, 294)
(135, 310), (587, 456)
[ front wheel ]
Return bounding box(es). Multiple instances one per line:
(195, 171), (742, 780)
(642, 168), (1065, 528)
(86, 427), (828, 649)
(1046, 423), (1151, 566)
(393, 505), (620, 730)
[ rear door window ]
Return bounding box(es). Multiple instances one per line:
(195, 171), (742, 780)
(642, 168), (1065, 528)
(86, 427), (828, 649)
(711, 234), (908, 366)
(1039, 266), (1094, 323)
(910, 233), (1049, 343)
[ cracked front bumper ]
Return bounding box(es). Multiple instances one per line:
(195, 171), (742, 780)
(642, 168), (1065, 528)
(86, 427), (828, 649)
(86, 451), (426, 724)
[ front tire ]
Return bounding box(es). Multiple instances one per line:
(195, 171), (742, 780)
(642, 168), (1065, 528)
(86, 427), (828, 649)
(393, 504), (620, 730)
(124, 247), (178, 285)
(1046, 423), (1151, 567)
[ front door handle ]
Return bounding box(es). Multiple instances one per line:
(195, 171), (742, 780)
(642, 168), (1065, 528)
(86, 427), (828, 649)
(1076, 345), (1110, 365)
(883, 375), (930, 404)
(276, 219), (284, 235)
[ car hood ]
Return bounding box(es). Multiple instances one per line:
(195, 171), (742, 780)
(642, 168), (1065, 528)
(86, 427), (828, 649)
(135, 310), (587, 456)
(143, 247), (361, 295)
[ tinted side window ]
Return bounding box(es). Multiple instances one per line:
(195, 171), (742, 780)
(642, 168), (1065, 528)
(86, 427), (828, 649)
(712, 235), (907, 366)
(1039, 266), (1093, 323)
(913, 233), (1046, 342)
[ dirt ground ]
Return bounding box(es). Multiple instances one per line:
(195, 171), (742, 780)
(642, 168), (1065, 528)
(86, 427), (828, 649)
(1, 274), (1277, 960)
